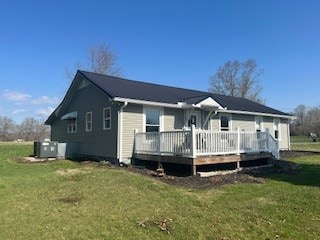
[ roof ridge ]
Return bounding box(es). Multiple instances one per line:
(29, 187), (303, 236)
(79, 70), (209, 95)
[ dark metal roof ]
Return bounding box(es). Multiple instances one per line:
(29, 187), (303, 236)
(79, 70), (290, 116)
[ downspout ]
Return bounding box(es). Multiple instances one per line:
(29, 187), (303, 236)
(117, 101), (128, 164)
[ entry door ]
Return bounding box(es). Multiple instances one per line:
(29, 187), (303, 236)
(255, 116), (263, 132)
(187, 110), (201, 129)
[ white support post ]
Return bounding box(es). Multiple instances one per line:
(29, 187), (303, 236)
(158, 132), (161, 155)
(191, 125), (197, 158)
(266, 128), (270, 152)
(275, 140), (280, 159)
(237, 127), (240, 155)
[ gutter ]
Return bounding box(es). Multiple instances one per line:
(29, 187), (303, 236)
(117, 101), (128, 164)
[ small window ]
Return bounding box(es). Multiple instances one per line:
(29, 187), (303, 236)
(145, 108), (160, 132)
(67, 119), (77, 133)
(220, 115), (230, 131)
(86, 112), (92, 132)
(103, 108), (111, 130)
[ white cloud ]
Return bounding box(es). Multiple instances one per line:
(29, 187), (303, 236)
(35, 107), (55, 118)
(3, 89), (31, 102)
(31, 96), (61, 105)
(12, 109), (28, 115)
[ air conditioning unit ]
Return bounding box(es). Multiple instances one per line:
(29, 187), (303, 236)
(34, 141), (58, 158)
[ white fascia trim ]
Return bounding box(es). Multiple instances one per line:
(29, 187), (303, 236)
(113, 97), (182, 109)
(218, 109), (294, 120)
(194, 97), (223, 109)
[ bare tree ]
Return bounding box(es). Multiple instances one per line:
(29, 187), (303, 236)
(209, 59), (264, 103)
(290, 105), (308, 135)
(0, 116), (15, 142)
(290, 104), (320, 136)
(17, 117), (50, 141)
(65, 43), (122, 80)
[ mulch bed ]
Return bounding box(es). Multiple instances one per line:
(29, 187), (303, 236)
(128, 166), (266, 189)
(124, 150), (320, 189)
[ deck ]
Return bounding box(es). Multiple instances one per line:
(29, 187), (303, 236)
(134, 126), (279, 175)
(133, 152), (273, 175)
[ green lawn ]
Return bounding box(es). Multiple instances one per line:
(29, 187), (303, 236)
(0, 142), (319, 239)
(290, 135), (320, 152)
(290, 135), (311, 143)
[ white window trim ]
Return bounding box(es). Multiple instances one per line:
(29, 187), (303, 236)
(67, 119), (77, 133)
(219, 113), (232, 131)
(86, 112), (92, 132)
(255, 116), (264, 132)
(103, 107), (111, 130)
(143, 106), (163, 132)
(273, 118), (281, 140)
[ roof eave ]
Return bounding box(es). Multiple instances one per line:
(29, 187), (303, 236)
(219, 109), (294, 119)
(113, 97), (183, 108)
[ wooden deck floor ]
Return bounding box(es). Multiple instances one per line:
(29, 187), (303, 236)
(133, 152), (273, 175)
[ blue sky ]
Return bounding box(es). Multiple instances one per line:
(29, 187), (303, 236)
(1, 0), (320, 123)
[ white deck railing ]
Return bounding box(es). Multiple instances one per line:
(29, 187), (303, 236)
(134, 126), (280, 159)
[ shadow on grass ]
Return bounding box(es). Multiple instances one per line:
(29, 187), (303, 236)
(252, 162), (320, 188)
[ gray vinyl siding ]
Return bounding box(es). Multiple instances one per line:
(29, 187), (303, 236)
(122, 104), (143, 159)
(50, 83), (118, 160)
(263, 117), (273, 133)
(232, 114), (255, 131)
(163, 108), (184, 131)
(210, 114), (219, 131)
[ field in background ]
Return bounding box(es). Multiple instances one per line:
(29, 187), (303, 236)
(0, 142), (319, 239)
(290, 135), (311, 143)
(290, 135), (320, 151)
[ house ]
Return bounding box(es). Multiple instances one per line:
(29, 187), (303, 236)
(46, 70), (293, 174)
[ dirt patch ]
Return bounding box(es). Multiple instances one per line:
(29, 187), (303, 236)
(55, 168), (92, 176)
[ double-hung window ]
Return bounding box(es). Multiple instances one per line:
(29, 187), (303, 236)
(86, 112), (92, 132)
(67, 119), (77, 133)
(220, 115), (230, 131)
(103, 108), (111, 130)
(145, 108), (161, 132)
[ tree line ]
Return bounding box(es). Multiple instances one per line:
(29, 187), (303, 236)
(290, 105), (320, 136)
(0, 116), (50, 142)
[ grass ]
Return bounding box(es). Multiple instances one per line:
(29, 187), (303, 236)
(290, 135), (320, 152)
(290, 135), (311, 143)
(0, 142), (320, 239)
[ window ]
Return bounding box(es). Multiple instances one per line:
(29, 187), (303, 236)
(274, 118), (280, 140)
(103, 108), (111, 130)
(67, 119), (77, 133)
(145, 108), (160, 132)
(86, 112), (92, 132)
(220, 115), (230, 131)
